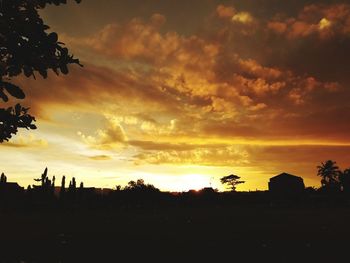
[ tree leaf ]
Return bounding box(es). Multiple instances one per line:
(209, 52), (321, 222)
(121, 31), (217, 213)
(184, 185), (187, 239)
(0, 89), (9, 102)
(15, 104), (22, 116)
(3, 82), (25, 99)
(39, 69), (48, 79)
(60, 64), (69, 75)
(48, 32), (58, 43)
(23, 66), (33, 78)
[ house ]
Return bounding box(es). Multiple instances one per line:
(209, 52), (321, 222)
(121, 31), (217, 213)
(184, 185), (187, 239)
(0, 182), (24, 197)
(268, 172), (305, 194)
(0, 182), (24, 192)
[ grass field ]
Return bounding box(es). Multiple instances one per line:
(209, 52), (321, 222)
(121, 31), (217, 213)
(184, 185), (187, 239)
(1, 203), (350, 262)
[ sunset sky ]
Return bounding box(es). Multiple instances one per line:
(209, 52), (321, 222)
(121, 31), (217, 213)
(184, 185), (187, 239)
(1, 0), (350, 192)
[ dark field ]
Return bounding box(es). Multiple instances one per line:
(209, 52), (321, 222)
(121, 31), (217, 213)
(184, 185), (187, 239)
(1, 204), (350, 262)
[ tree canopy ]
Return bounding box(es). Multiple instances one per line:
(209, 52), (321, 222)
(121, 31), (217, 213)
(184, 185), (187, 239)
(317, 160), (340, 190)
(220, 174), (245, 192)
(124, 179), (160, 192)
(0, 0), (82, 142)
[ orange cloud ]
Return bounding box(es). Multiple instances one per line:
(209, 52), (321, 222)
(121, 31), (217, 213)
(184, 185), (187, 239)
(9, 6), (349, 152)
(216, 5), (236, 19)
(267, 21), (287, 34)
(1, 134), (48, 148)
(78, 117), (127, 150)
(133, 144), (250, 166)
(88, 155), (112, 161)
(268, 4), (350, 39)
(77, 14), (180, 64)
(232, 12), (254, 24)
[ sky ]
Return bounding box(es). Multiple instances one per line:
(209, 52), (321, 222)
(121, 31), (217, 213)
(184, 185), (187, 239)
(1, 0), (350, 192)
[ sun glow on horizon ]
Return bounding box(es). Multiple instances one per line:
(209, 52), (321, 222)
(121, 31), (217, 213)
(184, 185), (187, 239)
(175, 174), (212, 191)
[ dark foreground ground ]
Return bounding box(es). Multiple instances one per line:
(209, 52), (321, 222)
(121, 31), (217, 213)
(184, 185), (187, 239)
(1, 203), (350, 262)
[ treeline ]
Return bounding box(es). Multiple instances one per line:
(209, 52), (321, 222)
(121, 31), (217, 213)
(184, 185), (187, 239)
(0, 168), (273, 210)
(1, 160), (350, 211)
(317, 160), (350, 193)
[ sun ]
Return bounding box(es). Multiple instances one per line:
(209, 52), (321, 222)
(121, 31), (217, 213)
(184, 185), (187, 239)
(179, 174), (211, 192)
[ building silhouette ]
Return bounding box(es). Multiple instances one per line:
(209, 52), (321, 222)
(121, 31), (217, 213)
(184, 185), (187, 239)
(0, 181), (24, 202)
(0, 182), (24, 193)
(268, 172), (305, 194)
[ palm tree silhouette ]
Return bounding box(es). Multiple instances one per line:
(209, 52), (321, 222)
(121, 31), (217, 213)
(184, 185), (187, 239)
(317, 160), (340, 190)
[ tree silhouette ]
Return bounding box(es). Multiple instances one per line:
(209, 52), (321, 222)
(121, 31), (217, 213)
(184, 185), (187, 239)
(34, 167), (48, 187)
(0, 0), (82, 142)
(317, 160), (341, 191)
(60, 175), (66, 198)
(67, 177), (77, 200)
(124, 179), (159, 192)
(220, 174), (245, 192)
(0, 172), (7, 184)
(0, 105), (36, 142)
(51, 175), (55, 192)
(339, 168), (350, 193)
(71, 177), (76, 191)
